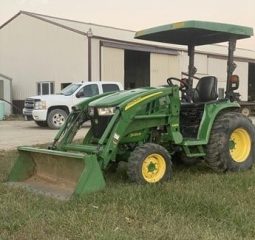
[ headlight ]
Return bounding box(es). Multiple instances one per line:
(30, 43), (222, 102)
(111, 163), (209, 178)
(97, 107), (116, 116)
(34, 100), (47, 110)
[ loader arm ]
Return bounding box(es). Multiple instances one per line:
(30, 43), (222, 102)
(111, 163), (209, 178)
(54, 86), (182, 169)
(91, 86), (182, 168)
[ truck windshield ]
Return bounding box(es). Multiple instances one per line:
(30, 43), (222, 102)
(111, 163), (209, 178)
(61, 84), (82, 96)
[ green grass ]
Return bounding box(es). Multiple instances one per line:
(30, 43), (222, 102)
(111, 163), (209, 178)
(1, 150), (255, 240)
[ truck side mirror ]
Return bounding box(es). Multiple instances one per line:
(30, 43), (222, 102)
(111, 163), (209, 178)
(229, 75), (239, 91)
(76, 91), (85, 98)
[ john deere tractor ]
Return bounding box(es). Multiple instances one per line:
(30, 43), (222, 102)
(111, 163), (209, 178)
(8, 21), (255, 198)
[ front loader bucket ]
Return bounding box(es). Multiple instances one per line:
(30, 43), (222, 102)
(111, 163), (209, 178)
(7, 147), (106, 199)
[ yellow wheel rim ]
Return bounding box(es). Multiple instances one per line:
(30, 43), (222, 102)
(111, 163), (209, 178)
(142, 154), (166, 183)
(229, 128), (251, 162)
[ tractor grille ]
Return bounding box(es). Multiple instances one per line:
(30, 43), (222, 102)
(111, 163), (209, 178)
(91, 110), (112, 138)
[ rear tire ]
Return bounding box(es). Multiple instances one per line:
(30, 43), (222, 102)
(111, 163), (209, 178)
(127, 143), (172, 184)
(35, 121), (48, 127)
(47, 109), (68, 129)
(205, 112), (255, 172)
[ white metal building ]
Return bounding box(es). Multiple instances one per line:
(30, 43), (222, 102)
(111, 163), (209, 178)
(0, 11), (255, 114)
(0, 73), (12, 115)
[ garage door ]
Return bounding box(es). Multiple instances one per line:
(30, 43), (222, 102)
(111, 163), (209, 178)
(150, 53), (180, 87)
(101, 46), (124, 87)
(208, 57), (248, 101)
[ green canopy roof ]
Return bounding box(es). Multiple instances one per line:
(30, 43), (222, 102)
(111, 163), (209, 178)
(135, 20), (253, 46)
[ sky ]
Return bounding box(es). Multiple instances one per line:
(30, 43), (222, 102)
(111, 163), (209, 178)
(0, 0), (255, 51)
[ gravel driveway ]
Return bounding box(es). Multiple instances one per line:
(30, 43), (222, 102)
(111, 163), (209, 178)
(0, 120), (88, 150)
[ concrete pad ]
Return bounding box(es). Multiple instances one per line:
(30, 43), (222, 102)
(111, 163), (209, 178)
(0, 120), (88, 150)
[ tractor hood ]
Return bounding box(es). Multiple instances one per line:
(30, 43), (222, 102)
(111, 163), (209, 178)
(135, 20), (253, 46)
(89, 87), (157, 107)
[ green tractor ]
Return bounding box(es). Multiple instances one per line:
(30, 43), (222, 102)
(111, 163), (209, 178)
(8, 21), (255, 198)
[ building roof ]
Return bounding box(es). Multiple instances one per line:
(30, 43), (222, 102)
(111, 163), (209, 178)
(1, 11), (255, 61)
(26, 11), (135, 38)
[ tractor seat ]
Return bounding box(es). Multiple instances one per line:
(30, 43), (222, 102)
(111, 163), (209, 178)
(192, 76), (218, 103)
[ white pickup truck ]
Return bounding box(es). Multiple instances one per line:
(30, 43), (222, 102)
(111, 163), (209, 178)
(23, 81), (123, 129)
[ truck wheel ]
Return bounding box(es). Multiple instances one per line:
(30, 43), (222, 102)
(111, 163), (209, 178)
(35, 121), (48, 127)
(206, 112), (255, 172)
(127, 143), (172, 184)
(47, 109), (68, 129)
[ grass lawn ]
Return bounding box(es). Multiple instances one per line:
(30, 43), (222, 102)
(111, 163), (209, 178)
(1, 150), (255, 240)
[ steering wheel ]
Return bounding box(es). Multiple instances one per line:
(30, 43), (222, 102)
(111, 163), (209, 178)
(167, 77), (192, 102)
(167, 77), (189, 90)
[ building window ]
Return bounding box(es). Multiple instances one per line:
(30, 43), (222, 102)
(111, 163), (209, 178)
(37, 82), (54, 95)
(61, 83), (72, 90)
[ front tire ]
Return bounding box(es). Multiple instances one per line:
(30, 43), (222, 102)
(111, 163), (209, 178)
(206, 112), (255, 172)
(35, 121), (48, 127)
(47, 109), (68, 129)
(127, 143), (172, 184)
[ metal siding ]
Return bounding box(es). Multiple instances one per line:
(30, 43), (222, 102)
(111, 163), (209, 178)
(101, 47), (124, 86)
(101, 41), (178, 55)
(0, 80), (3, 98)
(181, 52), (208, 75)
(234, 61), (248, 101)
(26, 13), (255, 61)
(0, 77), (12, 115)
(0, 14), (88, 100)
(4, 79), (11, 115)
(91, 39), (100, 81)
(0, 13), (252, 103)
(197, 44), (255, 61)
(208, 57), (227, 96)
(150, 53), (180, 87)
(208, 57), (248, 101)
(184, 53), (208, 87)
